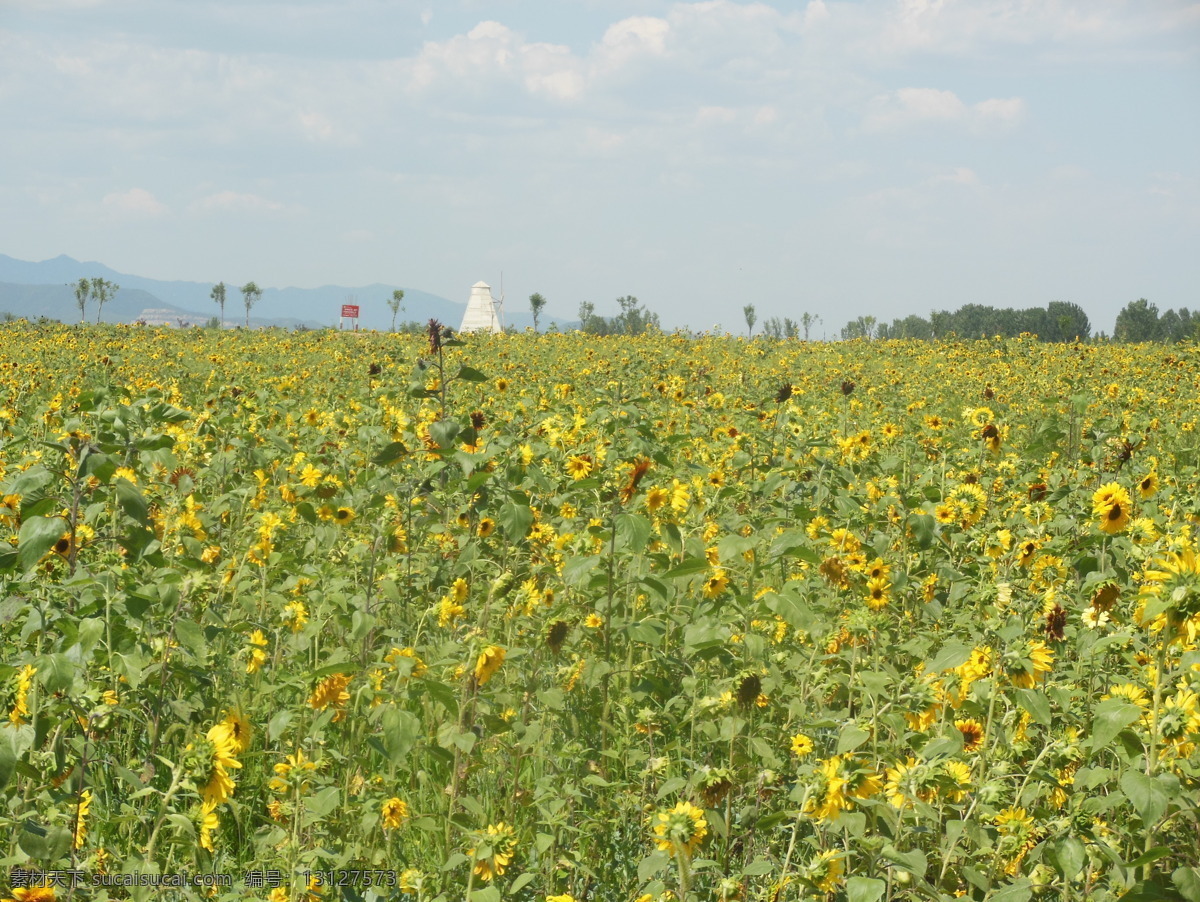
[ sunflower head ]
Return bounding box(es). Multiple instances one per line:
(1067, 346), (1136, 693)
(546, 620), (569, 654)
(735, 673), (762, 707)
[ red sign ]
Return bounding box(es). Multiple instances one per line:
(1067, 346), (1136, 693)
(341, 304), (360, 318)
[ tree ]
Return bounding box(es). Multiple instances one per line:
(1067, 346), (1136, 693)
(72, 278), (91, 323)
(211, 282), (227, 327)
(840, 315), (876, 341)
(743, 304), (757, 338)
(578, 301), (596, 332)
(614, 296), (660, 335)
(1044, 300), (1090, 342)
(1114, 298), (1160, 342)
(388, 289), (405, 331)
(91, 278), (118, 324)
(529, 293), (547, 333)
(240, 281), (263, 328)
(800, 312), (820, 341)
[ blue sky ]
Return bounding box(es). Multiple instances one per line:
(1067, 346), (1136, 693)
(1, 0), (1197, 333)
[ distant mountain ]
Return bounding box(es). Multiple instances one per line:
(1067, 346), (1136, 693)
(0, 254), (565, 331)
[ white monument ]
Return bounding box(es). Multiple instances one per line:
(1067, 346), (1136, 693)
(458, 281), (504, 333)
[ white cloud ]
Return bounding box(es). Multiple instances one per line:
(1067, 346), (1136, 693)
(190, 191), (288, 214)
(102, 188), (167, 218)
(595, 16), (671, 70)
(931, 166), (979, 186)
(862, 88), (1025, 133)
(862, 87), (965, 130)
(972, 96), (1025, 128)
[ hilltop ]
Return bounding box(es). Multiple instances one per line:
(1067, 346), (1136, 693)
(0, 254), (562, 331)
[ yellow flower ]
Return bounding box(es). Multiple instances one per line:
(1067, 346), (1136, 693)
(645, 486), (669, 511)
(6, 888), (58, 902)
(790, 733), (814, 758)
(74, 788), (92, 849)
(702, 569), (729, 599)
(547, 896), (577, 902)
(1006, 640), (1054, 689)
(651, 801), (707, 857)
(199, 721), (243, 807)
(381, 797), (410, 829)
(865, 576), (890, 610)
(1137, 548), (1200, 642)
(399, 870), (423, 895)
(954, 718), (985, 752)
(282, 600), (309, 632)
(309, 672), (353, 719)
(198, 801), (219, 852)
(1092, 482), (1131, 534)
(246, 630), (269, 673)
(333, 506), (356, 525)
(474, 645), (506, 686)
(220, 710), (252, 754)
(806, 850), (844, 893)
(8, 664), (36, 724)
(565, 455), (593, 480)
(584, 613), (604, 628)
(199, 801), (220, 854)
(471, 822), (517, 881)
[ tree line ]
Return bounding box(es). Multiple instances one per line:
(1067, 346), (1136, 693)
(830, 299), (1197, 344)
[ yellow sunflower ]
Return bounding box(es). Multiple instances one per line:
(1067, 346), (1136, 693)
(1092, 483), (1131, 534)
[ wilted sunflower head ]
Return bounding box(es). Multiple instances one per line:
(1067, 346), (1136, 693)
(546, 620), (569, 654)
(697, 767), (734, 806)
(1044, 604), (1067, 641)
(735, 672), (762, 707)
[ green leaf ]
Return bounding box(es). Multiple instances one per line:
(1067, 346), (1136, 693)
(457, 365), (488, 383)
(837, 724), (871, 754)
(1173, 867), (1200, 902)
(910, 512), (936, 549)
(1015, 689), (1052, 726)
(115, 477), (149, 524)
(846, 877), (886, 902)
(469, 888), (500, 902)
(1130, 848), (1176, 869)
(1119, 881), (1187, 902)
(372, 441), (408, 465)
(0, 724), (35, 791)
(509, 874), (535, 893)
(18, 821), (72, 861)
(1091, 698), (1142, 751)
(637, 851), (671, 882)
(990, 880), (1033, 902)
(563, 555), (601, 587)
(16, 515), (68, 572)
(926, 642), (972, 673)
(742, 859), (774, 877)
(663, 557), (709, 579)
(381, 707), (420, 763)
(174, 620), (208, 659)
(39, 653), (77, 693)
(616, 513), (652, 552)
(1120, 771), (1172, 825)
(882, 844), (927, 878)
(429, 419), (461, 450)
(1053, 836), (1086, 880)
(303, 787), (341, 820)
(499, 502), (533, 543)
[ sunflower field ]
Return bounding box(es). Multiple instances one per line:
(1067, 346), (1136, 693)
(1, 322), (1199, 902)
